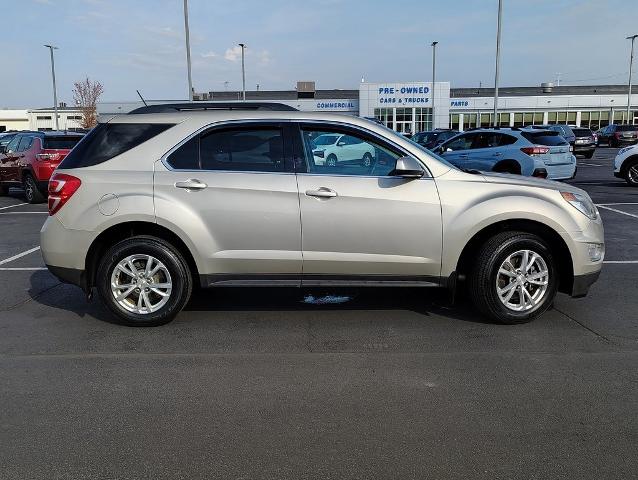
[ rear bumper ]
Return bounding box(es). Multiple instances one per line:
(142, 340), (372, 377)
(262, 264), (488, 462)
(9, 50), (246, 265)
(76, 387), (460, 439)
(571, 270), (600, 298)
(46, 264), (87, 290)
(573, 144), (595, 153)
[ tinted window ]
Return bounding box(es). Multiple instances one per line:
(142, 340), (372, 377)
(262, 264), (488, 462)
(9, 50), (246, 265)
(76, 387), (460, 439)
(5, 136), (20, 152)
(200, 127), (285, 172)
(60, 123), (173, 168)
(301, 127), (401, 176)
(521, 131), (568, 146)
(573, 128), (593, 137)
(444, 133), (474, 151)
(43, 136), (83, 150)
(166, 136), (199, 170)
(617, 125), (638, 131)
(17, 136), (33, 151)
(472, 133), (503, 149)
(0, 134), (16, 147)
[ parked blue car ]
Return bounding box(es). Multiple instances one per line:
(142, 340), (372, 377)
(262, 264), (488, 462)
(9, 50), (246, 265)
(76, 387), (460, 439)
(434, 128), (576, 180)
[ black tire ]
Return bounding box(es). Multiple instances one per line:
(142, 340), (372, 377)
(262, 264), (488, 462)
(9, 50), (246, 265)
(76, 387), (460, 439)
(0, 184), (9, 196)
(610, 138), (618, 148)
(584, 150), (594, 159)
(326, 154), (337, 167)
(362, 152), (373, 167)
(492, 161), (521, 175)
(23, 174), (46, 204)
(468, 231), (558, 324)
(623, 158), (638, 186)
(96, 236), (193, 326)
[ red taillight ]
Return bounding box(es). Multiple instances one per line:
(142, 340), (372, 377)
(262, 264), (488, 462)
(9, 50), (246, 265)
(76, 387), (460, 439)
(521, 146), (550, 156)
(48, 173), (81, 215)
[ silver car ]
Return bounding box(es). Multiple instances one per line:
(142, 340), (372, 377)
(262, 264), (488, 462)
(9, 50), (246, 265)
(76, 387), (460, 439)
(40, 104), (604, 326)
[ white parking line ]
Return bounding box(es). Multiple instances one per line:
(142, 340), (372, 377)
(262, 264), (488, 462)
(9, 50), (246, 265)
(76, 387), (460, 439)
(0, 267), (47, 271)
(0, 212), (48, 215)
(0, 202), (28, 211)
(603, 260), (638, 264)
(0, 246), (41, 266)
(578, 163), (603, 167)
(596, 202), (638, 206)
(596, 205), (638, 219)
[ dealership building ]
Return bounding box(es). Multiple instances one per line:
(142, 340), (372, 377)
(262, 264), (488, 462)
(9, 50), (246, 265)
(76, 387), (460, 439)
(97, 81), (638, 134)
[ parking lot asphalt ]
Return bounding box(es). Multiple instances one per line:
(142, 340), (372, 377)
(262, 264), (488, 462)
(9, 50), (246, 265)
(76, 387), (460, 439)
(1, 148), (637, 479)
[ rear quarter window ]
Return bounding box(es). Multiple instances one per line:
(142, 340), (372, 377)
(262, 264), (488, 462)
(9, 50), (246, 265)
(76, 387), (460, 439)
(59, 123), (174, 168)
(43, 136), (83, 150)
(521, 131), (568, 146)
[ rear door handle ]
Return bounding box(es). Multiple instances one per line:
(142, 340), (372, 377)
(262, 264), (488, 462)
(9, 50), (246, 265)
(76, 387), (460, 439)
(493, 152), (503, 156)
(305, 187), (337, 198)
(175, 179), (207, 190)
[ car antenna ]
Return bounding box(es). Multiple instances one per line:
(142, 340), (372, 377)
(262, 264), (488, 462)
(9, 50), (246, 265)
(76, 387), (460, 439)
(136, 89), (148, 107)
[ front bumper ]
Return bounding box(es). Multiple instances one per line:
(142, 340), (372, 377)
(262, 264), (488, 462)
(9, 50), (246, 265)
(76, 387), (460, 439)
(571, 270), (600, 297)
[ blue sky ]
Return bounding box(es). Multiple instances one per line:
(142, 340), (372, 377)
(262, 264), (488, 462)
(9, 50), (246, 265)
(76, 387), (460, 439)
(2, 0), (637, 107)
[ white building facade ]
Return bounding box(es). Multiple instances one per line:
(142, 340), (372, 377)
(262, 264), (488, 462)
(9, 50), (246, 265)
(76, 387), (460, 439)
(0, 107), (85, 132)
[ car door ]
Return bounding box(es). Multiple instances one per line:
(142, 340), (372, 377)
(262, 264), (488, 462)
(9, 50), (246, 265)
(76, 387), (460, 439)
(294, 122), (442, 282)
(153, 122), (303, 284)
(0, 134), (22, 183)
(439, 132), (476, 167)
(463, 132), (504, 171)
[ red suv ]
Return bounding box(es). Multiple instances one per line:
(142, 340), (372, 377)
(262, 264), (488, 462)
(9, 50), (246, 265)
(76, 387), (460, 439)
(0, 131), (84, 203)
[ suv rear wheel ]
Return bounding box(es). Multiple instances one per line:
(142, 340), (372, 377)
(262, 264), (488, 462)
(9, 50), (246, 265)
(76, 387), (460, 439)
(96, 236), (193, 326)
(468, 231), (558, 324)
(23, 174), (46, 204)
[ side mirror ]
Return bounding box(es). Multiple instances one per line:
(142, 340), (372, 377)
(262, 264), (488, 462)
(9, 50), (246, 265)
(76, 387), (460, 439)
(0, 146), (6, 155)
(391, 156), (424, 178)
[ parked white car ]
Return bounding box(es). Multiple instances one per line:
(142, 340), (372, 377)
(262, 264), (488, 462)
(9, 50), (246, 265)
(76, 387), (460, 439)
(613, 144), (638, 186)
(312, 133), (376, 167)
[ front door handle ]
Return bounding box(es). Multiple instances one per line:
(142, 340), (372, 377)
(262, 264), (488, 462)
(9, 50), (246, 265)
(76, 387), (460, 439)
(493, 152), (503, 156)
(459, 154), (469, 158)
(175, 179), (207, 190)
(305, 187), (337, 198)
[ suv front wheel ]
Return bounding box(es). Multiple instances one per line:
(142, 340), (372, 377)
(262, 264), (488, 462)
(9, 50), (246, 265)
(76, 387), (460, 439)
(96, 236), (193, 326)
(23, 174), (46, 204)
(468, 231), (558, 324)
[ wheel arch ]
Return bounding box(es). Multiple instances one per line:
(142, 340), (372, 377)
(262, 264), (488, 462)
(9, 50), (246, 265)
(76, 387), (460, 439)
(620, 154), (638, 175)
(455, 219), (574, 295)
(492, 160), (522, 174)
(85, 221), (200, 291)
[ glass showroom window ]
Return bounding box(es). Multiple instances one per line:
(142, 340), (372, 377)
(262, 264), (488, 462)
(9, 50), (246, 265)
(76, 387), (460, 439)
(499, 113), (510, 127)
(600, 111), (610, 128)
(450, 114), (460, 130)
(480, 113), (492, 128)
(523, 113), (533, 125)
(567, 112), (577, 125)
(557, 111), (568, 124)
(462, 113), (477, 130)
(547, 112), (558, 124)
(580, 112), (590, 128)
(513, 113), (524, 127)
(415, 108), (432, 132)
(533, 112), (544, 124)
(374, 108), (393, 130)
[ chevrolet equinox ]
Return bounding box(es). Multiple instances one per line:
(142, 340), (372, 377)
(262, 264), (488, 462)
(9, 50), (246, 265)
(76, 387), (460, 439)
(40, 103), (604, 326)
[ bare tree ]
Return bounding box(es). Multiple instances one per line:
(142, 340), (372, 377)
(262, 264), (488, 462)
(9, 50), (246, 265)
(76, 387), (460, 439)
(72, 77), (104, 129)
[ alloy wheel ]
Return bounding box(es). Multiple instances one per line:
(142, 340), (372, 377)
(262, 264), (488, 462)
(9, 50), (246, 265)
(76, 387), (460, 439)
(496, 249), (549, 312)
(110, 254), (172, 314)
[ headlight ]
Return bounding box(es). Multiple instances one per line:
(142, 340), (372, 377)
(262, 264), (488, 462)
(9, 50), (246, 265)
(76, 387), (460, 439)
(561, 191), (598, 220)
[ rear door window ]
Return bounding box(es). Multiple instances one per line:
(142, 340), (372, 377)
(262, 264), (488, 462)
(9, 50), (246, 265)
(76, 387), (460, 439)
(521, 131), (568, 146)
(60, 123), (173, 168)
(200, 127), (285, 172)
(617, 125), (638, 131)
(17, 136), (33, 151)
(43, 136), (83, 150)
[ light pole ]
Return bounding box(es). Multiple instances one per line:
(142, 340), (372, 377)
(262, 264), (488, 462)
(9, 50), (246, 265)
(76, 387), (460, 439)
(431, 41), (438, 130)
(627, 34), (638, 124)
(239, 43), (246, 101)
(44, 45), (59, 131)
(183, 0), (193, 101)
(493, 0), (503, 127)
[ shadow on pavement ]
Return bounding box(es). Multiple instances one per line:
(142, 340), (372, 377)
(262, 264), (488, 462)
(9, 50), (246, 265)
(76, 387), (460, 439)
(27, 269), (495, 326)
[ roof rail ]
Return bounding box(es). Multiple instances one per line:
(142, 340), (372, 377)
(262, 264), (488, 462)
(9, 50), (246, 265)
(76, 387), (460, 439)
(128, 102), (298, 114)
